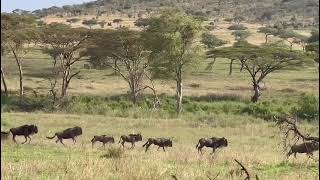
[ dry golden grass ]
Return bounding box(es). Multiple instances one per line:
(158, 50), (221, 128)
(1, 112), (319, 179)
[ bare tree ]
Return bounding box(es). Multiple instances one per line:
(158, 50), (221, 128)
(1, 14), (38, 103)
(40, 23), (90, 101)
(234, 159), (259, 180)
(84, 29), (159, 105)
(276, 116), (319, 156)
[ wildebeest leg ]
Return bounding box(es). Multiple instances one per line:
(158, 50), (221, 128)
(145, 143), (151, 152)
(131, 142), (134, 149)
(27, 136), (32, 144)
(72, 137), (76, 144)
(121, 141), (125, 149)
(162, 147), (166, 152)
(157, 146), (160, 151)
(210, 148), (216, 154)
(103, 143), (106, 150)
(294, 153), (297, 158)
(12, 134), (17, 144)
(21, 136), (28, 144)
(59, 139), (65, 146)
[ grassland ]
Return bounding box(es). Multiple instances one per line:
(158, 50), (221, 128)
(1, 24), (319, 180)
(1, 113), (319, 180)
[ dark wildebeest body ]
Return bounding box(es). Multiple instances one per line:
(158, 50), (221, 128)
(287, 141), (319, 158)
(1, 131), (10, 140)
(118, 133), (142, 149)
(9, 125), (38, 144)
(196, 137), (228, 154)
(46, 126), (82, 145)
(142, 138), (173, 152)
(91, 135), (115, 149)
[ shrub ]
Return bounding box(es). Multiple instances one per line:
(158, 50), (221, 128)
(101, 147), (123, 159)
(291, 94), (319, 121)
(227, 24), (248, 30)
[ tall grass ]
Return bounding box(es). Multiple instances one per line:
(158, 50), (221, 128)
(1, 93), (318, 121)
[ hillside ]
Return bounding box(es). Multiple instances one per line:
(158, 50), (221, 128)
(31, 0), (319, 26)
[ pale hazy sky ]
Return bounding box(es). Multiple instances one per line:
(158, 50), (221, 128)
(1, 0), (94, 12)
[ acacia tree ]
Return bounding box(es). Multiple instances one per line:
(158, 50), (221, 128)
(40, 23), (90, 101)
(66, 18), (80, 26)
(98, 20), (107, 28)
(1, 14), (38, 102)
(82, 19), (97, 29)
(84, 29), (159, 105)
(208, 43), (309, 102)
(258, 26), (278, 43)
(143, 10), (203, 114)
(277, 29), (300, 51)
(201, 32), (228, 70)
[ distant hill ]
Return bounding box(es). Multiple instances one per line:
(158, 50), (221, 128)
(25, 0), (318, 26)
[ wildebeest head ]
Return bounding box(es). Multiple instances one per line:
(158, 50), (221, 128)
(30, 125), (38, 134)
(110, 137), (115, 143)
(167, 139), (173, 147)
(130, 133), (142, 141)
(136, 133), (142, 141)
(220, 137), (228, 147)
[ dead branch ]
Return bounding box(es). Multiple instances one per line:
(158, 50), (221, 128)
(276, 115), (319, 154)
(171, 175), (178, 180)
(207, 172), (220, 180)
(234, 159), (250, 180)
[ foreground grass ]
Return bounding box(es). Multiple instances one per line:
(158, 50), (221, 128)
(1, 112), (319, 180)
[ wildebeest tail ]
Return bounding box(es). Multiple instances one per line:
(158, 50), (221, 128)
(46, 133), (57, 139)
(196, 141), (200, 148)
(142, 138), (151, 147)
(286, 149), (293, 157)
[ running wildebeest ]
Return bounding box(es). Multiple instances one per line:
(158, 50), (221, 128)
(46, 126), (82, 145)
(142, 138), (173, 152)
(9, 124), (38, 144)
(1, 131), (10, 140)
(196, 137), (228, 154)
(287, 141), (319, 158)
(91, 135), (115, 149)
(118, 133), (142, 149)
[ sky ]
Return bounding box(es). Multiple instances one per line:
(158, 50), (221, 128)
(1, 0), (94, 13)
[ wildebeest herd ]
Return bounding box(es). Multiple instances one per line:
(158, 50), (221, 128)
(1, 124), (319, 157)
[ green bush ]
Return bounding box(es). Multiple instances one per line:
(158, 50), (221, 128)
(291, 94), (319, 121)
(227, 24), (248, 30)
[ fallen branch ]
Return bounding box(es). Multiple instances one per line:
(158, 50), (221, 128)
(207, 172), (220, 180)
(234, 159), (250, 180)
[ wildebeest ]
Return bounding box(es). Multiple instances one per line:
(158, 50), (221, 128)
(1, 131), (10, 140)
(91, 135), (115, 149)
(46, 126), (82, 145)
(9, 124), (38, 144)
(287, 141), (319, 158)
(118, 133), (142, 149)
(142, 138), (173, 152)
(196, 137), (228, 154)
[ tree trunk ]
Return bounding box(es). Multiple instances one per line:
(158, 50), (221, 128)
(240, 63), (244, 72)
(229, 59), (234, 75)
(16, 61), (24, 103)
(176, 78), (183, 114)
(1, 67), (8, 96)
(265, 35), (268, 43)
(129, 77), (137, 104)
(61, 68), (69, 97)
(114, 59), (118, 75)
(251, 82), (261, 103)
(176, 65), (183, 114)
